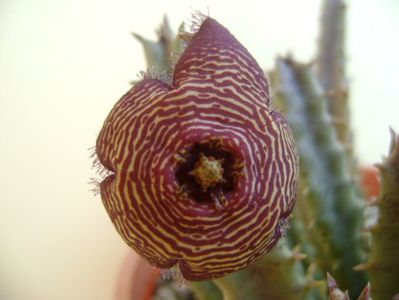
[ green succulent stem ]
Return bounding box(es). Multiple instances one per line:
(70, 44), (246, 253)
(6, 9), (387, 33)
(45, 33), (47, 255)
(189, 280), (223, 300)
(272, 57), (367, 297)
(366, 130), (399, 300)
(133, 16), (184, 75)
(211, 241), (317, 300)
(286, 177), (321, 272)
(315, 0), (354, 172)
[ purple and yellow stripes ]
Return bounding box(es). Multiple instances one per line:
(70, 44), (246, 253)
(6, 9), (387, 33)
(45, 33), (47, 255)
(96, 17), (298, 280)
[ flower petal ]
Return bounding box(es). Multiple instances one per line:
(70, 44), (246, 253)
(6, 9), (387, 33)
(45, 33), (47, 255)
(96, 16), (298, 280)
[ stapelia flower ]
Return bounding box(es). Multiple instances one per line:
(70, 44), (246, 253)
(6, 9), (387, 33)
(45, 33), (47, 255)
(95, 16), (298, 280)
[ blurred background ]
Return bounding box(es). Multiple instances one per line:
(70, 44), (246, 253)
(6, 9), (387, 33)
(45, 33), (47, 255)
(0, 0), (398, 299)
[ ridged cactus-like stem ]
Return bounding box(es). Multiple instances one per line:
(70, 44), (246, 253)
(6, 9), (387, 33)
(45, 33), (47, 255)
(189, 281), (223, 300)
(365, 130), (399, 300)
(286, 177), (323, 277)
(211, 241), (317, 300)
(272, 57), (367, 297)
(315, 0), (354, 171)
(132, 16), (184, 75)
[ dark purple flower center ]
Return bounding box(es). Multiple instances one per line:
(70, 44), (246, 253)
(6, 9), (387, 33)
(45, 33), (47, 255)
(175, 139), (243, 205)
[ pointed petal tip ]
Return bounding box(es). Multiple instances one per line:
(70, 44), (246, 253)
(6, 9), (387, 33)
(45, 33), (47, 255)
(172, 15), (269, 102)
(326, 272), (338, 290)
(344, 290), (350, 299)
(357, 282), (371, 300)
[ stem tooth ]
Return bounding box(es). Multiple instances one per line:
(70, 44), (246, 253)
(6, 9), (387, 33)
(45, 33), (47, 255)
(353, 263), (368, 272)
(305, 280), (322, 289)
(291, 252), (307, 261)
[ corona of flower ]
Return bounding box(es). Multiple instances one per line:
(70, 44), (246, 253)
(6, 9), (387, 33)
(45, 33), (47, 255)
(95, 16), (298, 280)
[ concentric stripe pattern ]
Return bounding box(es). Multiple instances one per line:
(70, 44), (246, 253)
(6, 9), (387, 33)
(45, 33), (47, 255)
(96, 17), (298, 280)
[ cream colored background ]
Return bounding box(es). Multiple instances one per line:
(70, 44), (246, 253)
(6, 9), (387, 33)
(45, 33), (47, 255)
(1, 0), (398, 299)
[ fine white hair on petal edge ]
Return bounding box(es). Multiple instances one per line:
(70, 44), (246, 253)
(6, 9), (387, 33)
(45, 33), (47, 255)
(129, 67), (172, 86)
(189, 10), (209, 34)
(88, 146), (113, 196)
(160, 263), (186, 287)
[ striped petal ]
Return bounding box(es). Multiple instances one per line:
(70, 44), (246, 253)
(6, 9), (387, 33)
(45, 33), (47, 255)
(96, 16), (298, 280)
